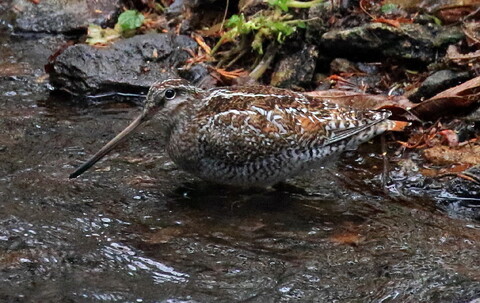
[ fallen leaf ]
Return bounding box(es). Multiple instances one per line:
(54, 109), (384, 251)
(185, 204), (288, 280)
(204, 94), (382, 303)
(86, 24), (121, 46)
(446, 45), (480, 64)
(410, 75), (480, 121)
(436, 5), (478, 24)
(464, 21), (480, 47)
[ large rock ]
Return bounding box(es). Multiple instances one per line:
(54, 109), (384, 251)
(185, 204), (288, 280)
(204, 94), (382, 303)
(8, 0), (121, 33)
(437, 165), (480, 220)
(49, 34), (197, 95)
(319, 22), (464, 62)
(270, 45), (318, 88)
(409, 69), (471, 102)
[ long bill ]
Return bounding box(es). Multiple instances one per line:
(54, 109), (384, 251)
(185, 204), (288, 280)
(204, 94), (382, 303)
(69, 111), (148, 179)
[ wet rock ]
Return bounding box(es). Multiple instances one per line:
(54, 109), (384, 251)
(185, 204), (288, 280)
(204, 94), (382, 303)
(49, 33), (197, 95)
(319, 23), (464, 62)
(168, 0), (229, 33)
(270, 45), (318, 88)
(409, 70), (471, 102)
(437, 165), (480, 221)
(178, 63), (219, 89)
(168, 0), (218, 15)
(8, 0), (121, 33)
(306, 1), (341, 44)
(330, 58), (359, 74)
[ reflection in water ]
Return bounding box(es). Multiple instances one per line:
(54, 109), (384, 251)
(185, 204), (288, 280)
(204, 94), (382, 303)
(103, 242), (188, 284)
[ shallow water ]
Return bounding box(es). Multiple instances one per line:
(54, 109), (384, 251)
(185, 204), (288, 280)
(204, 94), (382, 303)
(1, 33), (480, 303)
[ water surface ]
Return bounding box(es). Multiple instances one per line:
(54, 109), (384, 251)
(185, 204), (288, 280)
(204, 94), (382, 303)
(1, 33), (479, 303)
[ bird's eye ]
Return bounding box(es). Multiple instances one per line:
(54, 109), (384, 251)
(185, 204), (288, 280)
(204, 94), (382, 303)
(165, 89), (176, 99)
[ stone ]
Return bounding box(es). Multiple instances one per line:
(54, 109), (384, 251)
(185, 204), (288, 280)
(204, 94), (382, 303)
(319, 22), (464, 62)
(330, 58), (359, 74)
(270, 45), (318, 88)
(437, 165), (480, 220)
(409, 69), (471, 102)
(48, 33), (197, 95)
(8, 0), (121, 33)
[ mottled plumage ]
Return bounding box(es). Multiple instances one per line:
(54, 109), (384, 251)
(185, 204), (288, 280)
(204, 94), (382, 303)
(70, 79), (398, 186)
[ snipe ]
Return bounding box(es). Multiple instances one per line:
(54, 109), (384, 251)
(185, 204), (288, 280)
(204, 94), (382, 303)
(70, 79), (405, 186)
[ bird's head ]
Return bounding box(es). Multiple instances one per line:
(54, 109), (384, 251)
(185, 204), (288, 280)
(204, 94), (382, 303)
(143, 78), (201, 120)
(69, 78), (200, 179)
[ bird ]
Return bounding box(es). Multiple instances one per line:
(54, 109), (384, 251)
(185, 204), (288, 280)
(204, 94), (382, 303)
(69, 78), (406, 187)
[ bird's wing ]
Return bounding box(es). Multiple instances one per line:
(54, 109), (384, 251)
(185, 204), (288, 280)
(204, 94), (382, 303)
(195, 86), (390, 162)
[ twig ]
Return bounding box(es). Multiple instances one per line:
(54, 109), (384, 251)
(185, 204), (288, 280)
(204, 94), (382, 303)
(219, 0), (230, 33)
(249, 43), (278, 80)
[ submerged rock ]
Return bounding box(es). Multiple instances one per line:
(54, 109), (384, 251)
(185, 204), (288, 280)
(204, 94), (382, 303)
(438, 165), (480, 221)
(320, 22), (464, 62)
(49, 33), (197, 95)
(8, 0), (121, 33)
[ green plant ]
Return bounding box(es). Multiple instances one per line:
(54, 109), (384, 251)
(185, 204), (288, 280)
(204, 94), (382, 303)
(117, 10), (145, 31)
(269, 0), (323, 11)
(211, 0), (318, 55)
(86, 10), (145, 45)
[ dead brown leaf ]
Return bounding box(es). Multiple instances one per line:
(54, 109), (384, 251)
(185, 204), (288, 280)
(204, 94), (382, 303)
(410, 75), (480, 121)
(446, 45), (480, 64)
(464, 21), (480, 46)
(435, 5), (479, 24)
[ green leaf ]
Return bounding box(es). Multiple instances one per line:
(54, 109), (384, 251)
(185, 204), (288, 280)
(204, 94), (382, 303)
(213, 5), (308, 55)
(380, 3), (398, 14)
(226, 14), (242, 28)
(117, 10), (145, 31)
